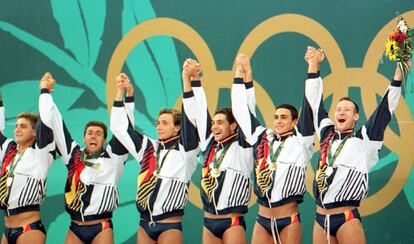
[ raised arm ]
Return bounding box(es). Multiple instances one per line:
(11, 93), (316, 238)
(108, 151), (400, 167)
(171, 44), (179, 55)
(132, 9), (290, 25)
(39, 72), (76, 164)
(36, 77), (55, 151)
(362, 60), (412, 145)
(295, 49), (318, 148)
(231, 54), (263, 146)
(181, 59), (200, 152)
(110, 76), (148, 162)
(118, 73), (136, 127)
(303, 46), (333, 141)
(182, 59), (212, 151)
(241, 54), (256, 114)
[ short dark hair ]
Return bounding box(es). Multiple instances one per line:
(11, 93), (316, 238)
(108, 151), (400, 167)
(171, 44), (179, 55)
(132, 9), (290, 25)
(84, 121), (107, 139)
(214, 108), (236, 124)
(338, 97), (359, 113)
(17, 113), (38, 128)
(158, 109), (181, 126)
(275, 104), (298, 120)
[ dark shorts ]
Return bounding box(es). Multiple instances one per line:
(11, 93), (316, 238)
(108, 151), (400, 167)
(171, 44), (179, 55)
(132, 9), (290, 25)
(316, 208), (361, 236)
(139, 218), (182, 241)
(204, 216), (246, 239)
(69, 219), (113, 244)
(256, 213), (301, 238)
(4, 220), (46, 244)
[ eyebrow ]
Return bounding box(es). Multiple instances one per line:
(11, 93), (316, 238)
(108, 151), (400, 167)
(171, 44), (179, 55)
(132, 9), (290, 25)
(16, 123), (31, 126)
(214, 119), (226, 123)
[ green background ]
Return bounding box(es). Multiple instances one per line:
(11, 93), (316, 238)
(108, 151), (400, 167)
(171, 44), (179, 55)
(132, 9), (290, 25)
(1, 1), (414, 243)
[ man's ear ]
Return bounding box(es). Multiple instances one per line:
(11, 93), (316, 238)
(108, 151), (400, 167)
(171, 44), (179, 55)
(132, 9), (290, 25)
(292, 118), (298, 127)
(175, 125), (181, 134)
(354, 113), (359, 122)
(230, 122), (237, 132)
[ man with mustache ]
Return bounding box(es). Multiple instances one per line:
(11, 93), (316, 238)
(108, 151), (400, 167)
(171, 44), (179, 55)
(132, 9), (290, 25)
(39, 73), (129, 244)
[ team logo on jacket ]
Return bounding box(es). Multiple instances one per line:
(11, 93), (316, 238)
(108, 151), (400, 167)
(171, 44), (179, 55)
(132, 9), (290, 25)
(201, 166), (219, 203)
(66, 181), (87, 211)
(0, 172), (10, 208)
(255, 159), (274, 197)
(316, 163), (337, 196)
(136, 173), (157, 209)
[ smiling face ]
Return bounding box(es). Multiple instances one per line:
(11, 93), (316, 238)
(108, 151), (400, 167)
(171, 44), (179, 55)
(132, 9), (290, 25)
(84, 125), (106, 154)
(334, 99), (359, 131)
(14, 118), (36, 147)
(273, 108), (297, 135)
(211, 113), (237, 142)
(157, 113), (180, 141)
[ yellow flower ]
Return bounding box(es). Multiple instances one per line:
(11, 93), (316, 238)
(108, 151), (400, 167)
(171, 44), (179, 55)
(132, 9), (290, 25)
(385, 38), (399, 61)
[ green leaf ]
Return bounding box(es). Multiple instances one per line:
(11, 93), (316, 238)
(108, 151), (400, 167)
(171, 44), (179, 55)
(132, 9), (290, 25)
(121, 0), (181, 138)
(0, 21), (106, 104)
(51, 0), (106, 67)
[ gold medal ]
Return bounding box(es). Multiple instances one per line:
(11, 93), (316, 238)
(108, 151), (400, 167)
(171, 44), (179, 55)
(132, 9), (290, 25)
(268, 162), (277, 171)
(92, 163), (100, 169)
(6, 177), (13, 187)
(210, 168), (220, 178)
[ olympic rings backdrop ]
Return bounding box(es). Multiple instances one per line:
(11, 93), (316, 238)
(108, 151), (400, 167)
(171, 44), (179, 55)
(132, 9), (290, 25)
(1, 1), (414, 243)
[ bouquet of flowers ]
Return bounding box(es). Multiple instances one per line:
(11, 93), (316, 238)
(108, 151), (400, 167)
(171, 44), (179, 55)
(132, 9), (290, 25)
(384, 17), (412, 88)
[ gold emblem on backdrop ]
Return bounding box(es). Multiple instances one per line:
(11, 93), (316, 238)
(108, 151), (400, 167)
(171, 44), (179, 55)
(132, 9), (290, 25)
(107, 12), (414, 216)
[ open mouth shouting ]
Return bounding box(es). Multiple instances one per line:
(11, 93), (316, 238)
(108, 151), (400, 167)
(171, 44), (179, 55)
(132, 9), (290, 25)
(86, 141), (101, 153)
(337, 118), (346, 124)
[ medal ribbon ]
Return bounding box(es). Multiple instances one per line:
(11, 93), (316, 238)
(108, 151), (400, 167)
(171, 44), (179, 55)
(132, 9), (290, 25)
(326, 132), (353, 167)
(269, 140), (285, 165)
(155, 135), (179, 175)
(7, 149), (26, 177)
(319, 130), (353, 169)
(80, 148), (103, 168)
(212, 134), (237, 172)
